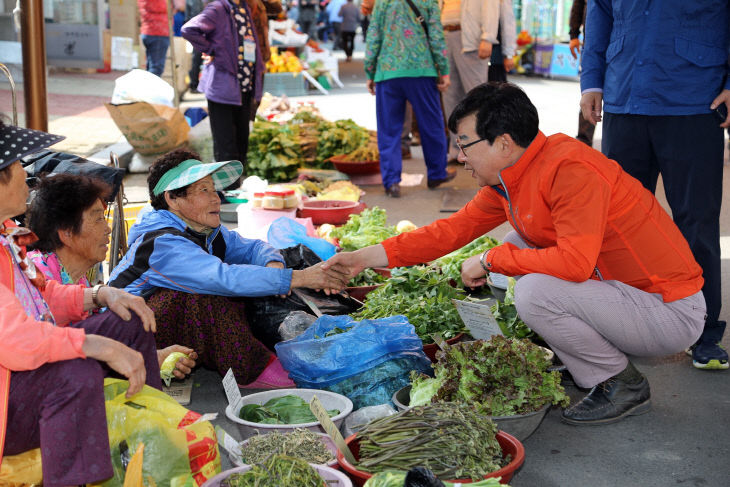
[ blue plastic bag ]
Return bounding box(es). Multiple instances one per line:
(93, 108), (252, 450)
(267, 217), (336, 261)
(275, 315), (432, 407)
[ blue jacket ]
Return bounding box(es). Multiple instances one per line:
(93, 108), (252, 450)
(108, 210), (291, 297)
(581, 0), (730, 115)
(181, 0), (265, 104)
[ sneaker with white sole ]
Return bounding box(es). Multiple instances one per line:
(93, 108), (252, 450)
(692, 341), (729, 370)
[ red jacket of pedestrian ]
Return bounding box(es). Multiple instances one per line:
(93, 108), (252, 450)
(139, 0), (170, 36)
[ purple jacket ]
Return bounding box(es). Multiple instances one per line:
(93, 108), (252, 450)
(181, 0), (265, 105)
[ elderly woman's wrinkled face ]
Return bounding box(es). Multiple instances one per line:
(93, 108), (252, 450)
(0, 161), (29, 220)
(173, 176), (221, 230)
(62, 199), (111, 264)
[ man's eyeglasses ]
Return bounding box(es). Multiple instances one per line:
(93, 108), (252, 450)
(456, 137), (486, 156)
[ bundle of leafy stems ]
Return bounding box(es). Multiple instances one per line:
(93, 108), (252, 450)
(221, 454), (325, 487)
(356, 402), (504, 480)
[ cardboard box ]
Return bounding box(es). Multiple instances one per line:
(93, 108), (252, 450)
(109, 0), (139, 43)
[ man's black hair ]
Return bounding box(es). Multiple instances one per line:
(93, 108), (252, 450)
(447, 82), (539, 148)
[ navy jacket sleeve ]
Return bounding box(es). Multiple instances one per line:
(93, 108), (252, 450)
(579, 0), (613, 91)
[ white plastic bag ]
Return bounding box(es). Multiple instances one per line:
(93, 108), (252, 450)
(111, 69), (175, 107)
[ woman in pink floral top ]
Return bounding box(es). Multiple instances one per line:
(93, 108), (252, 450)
(27, 174), (197, 381)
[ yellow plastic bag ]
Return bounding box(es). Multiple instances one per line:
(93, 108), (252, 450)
(0, 448), (42, 487)
(91, 378), (221, 487)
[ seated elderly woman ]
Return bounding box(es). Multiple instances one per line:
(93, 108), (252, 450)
(26, 173), (198, 381)
(108, 149), (350, 386)
(0, 121), (160, 485)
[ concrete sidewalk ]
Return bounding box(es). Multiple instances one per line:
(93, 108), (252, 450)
(4, 51), (730, 485)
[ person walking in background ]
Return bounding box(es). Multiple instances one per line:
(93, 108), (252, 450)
(365, 0), (455, 198)
(487, 0), (516, 82)
(440, 0), (499, 164)
(568, 0), (594, 147)
(339, 0), (360, 61)
(186, 0), (209, 91)
(298, 0), (318, 38)
(139, 0), (171, 77)
(326, 0), (346, 50)
(581, 0), (730, 370)
(182, 0), (281, 183)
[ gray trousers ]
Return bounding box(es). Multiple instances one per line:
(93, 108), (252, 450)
(502, 231), (706, 388)
(443, 30), (490, 157)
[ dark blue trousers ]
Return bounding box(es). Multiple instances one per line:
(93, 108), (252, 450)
(602, 112), (725, 343)
(142, 34), (170, 77)
(375, 77), (448, 190)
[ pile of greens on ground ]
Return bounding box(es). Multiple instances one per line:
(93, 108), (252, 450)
(357, 402), (504, 480)
(221, 454), (326, 487)
(410, 336), (569, 416)
(239, 395), (339, 424)
(490, 277), (535, 339)
(331, 207), (400, 251)
(348, 268), (388, 287)
(432, 235), (500, 287)
(351, 266), (466, 344)
(238, 429), (334, 466)
(246, 113), (372, 182)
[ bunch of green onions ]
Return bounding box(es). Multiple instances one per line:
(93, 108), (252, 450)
(357, 402), (504, 481)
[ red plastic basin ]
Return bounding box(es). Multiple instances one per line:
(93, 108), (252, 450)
(330, 156), (380, 175)
(298, 200), (364, 225)
(337, 431), (525, 486)
(422, 333), (465, 362)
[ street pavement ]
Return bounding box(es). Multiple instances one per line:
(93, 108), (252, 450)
(2, 47), (730, 486)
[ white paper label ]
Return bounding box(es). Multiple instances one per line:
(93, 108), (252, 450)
(215, 425), (241, 456)
(452, 298), (503, 340)
(222, 368), (242, 407)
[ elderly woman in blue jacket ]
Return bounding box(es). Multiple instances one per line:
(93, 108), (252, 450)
(182, 0), (280, 183)
(108, 149), (349, 386)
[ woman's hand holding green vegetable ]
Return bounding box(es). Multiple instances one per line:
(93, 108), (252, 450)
(158, 345), (197, 383)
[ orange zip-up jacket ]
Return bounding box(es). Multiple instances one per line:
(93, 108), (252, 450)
(382, 131), (704, 303)
(0, 225), (87, 469)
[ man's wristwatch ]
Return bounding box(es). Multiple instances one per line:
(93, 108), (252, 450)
(479, 249), (492, 272)
(91, 283), (106, 308)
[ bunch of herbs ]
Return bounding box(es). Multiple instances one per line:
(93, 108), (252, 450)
(238, 429), (334, 466)
(356, 402), (504, 480)
(350, 266), (466, 344)
(221, 454), (326, 487)
(432, 235), (500, 287)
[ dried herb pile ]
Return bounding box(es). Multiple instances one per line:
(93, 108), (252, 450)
(356, 402), (504, 480)
(238, 429), (334, 466)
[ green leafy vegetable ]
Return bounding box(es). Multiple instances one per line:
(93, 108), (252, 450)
(409, 336), (570, 416)
(490, 277), (535, 339)
(351, 266), (466, 344)
(348, 268), (388, 287)
(432, 234), (500, 287)
(331, 207), (400, 251)
(239, 395), (339, 424)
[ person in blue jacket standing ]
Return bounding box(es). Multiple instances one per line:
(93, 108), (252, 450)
(580, 0), (730, 370)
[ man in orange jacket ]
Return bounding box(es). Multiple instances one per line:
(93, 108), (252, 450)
(323, 82), (706, 426)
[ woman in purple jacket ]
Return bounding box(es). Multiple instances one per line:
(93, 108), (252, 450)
(182, 0), (270, 184)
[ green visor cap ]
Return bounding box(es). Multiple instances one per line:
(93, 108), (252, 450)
(152, 159), (243, 196)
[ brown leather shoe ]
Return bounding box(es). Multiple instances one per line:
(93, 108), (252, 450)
(402, 146), (412, 159)
(427, 168), (457, 189)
